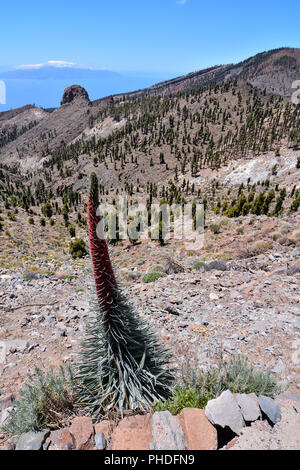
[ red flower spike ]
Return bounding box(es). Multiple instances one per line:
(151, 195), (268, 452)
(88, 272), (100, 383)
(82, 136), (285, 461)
(87, 193), (117, 315)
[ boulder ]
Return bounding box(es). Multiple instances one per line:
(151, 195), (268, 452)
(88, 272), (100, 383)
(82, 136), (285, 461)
(48, 428), (74, 450)
(151, 411), (187, 450)
(95, 432), (106, 450)
(16, 430), (50, 450)
(235, 393), (261, 422)
(258, 396), (281, 424)
(205, 390), (245, 435)
(110, 415), (152, 450)
(176, 408), (217, 450)
(94, 420), (111, 441)
(165, 305), (180, 316)
(69, 416), (94, 450)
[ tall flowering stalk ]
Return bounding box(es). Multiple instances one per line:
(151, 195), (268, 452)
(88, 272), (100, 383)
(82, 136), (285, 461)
(76, 173), (174, 419)
(87, 172), (117, 314)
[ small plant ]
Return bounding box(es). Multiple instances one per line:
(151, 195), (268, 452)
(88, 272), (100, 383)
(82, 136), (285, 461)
(154, 356), (279, 416)
(205, 260), (227, 271)
(272, 232), (281, 241)
(23, 272), (39, 281)
(209, 224), (221, 234)
(254, 240), (273, 254)
(192, 260), (206, 270)
(186, 250), (195, 256)
(40, 217), (46, 227)
(69, 238), (87, 258)
(28, 217), (34, 225)
(154, 386), (212, 415)
(183, 356), (280, 397)
(2, 366), (77, 436)
(142, 272), (166, 283)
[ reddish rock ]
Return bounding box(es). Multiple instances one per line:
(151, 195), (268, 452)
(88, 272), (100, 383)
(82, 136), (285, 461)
(94, 421), (111, 442)
(48, 428), (74, 450)
(69, 416), (94, 450)
(110, 415), (152, 450)
(176, 408), (218, 450)
(226, 436), (239, 449)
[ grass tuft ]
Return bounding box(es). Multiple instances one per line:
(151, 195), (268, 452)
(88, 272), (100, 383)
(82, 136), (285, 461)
(142, 272), (166, 283)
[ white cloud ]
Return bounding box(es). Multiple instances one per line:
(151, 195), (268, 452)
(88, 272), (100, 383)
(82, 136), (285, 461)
(177, 0), (187, 4)
(17, 60), (77, 70)
(47, 60), (76, 67)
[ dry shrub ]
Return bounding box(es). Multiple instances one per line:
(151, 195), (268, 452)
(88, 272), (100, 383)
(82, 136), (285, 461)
(237, 240), (273, 259)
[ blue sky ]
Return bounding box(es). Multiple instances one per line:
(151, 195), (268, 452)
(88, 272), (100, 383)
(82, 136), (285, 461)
(1, 0), (299, 74)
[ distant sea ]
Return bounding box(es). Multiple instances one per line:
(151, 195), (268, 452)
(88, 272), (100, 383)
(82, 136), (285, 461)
(0, 72), (176, 111)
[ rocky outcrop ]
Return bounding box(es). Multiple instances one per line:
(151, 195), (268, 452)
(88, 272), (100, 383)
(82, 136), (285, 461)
(110, 415), (152, 450)
(60, 85), (90, 106)
(69, 416), (94, 450)
(163, 257), (185, 275)
(205, 390), (246, 435)
(7, 393), (300, 450)
(151, 411), (187, 450)
(176, 408), (218, 450)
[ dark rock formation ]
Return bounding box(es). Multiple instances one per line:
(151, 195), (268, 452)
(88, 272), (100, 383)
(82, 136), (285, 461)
(60, 85), (90, 106)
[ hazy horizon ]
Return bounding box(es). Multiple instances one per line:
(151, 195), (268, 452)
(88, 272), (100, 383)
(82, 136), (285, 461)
(0, 0), (299, 110)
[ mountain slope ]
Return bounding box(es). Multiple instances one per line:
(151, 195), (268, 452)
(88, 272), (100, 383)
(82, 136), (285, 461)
(0, 47), (300, 182)
(107, 47), (300, 101)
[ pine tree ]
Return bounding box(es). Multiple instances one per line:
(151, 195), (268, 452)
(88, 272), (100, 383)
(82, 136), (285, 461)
(76, 173), (174, 419)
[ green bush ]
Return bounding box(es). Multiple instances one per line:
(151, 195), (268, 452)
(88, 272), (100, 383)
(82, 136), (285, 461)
(209, 224), (221, 234)
(154, 386), (213, 415)
(2, 367), (77, 436)
(69, 238), (87, 258)
(192, 261), (206, 270)
(154, 357), (280, 415)
(142, 272), (166, 283)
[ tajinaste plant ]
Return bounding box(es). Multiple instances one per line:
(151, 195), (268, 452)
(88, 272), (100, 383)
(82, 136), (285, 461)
(76, 173), (174, 419)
